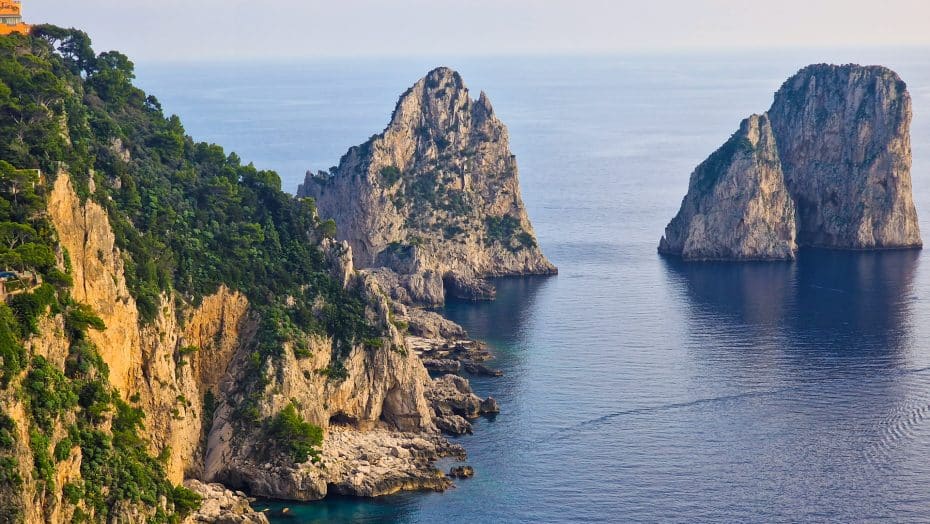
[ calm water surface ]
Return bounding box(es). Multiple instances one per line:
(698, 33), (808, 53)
(137, 50), (930, 522)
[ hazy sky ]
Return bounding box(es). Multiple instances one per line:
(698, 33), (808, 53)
(27, 0), (930, 61)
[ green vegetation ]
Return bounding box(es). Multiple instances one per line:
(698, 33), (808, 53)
(485, 214), (534, 251)
(693, 134), (754, 193)
(408, 171), (439, 204)
(316, 361), (349, 382)
(0, 411), (21, 491)
(0, 304), (25, 387)
(23, 355), (78, 433)
(380, 165), (402, 186)
(0, 23), (409, 519)
(267, 403), (323, 464)
(1, 26), (380, 362)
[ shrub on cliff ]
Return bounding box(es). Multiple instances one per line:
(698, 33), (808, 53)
(268, 403), (323, 464)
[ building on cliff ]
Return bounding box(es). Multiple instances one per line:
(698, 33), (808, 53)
(0, 0), (29, 35)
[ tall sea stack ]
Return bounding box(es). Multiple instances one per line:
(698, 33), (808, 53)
(298, 67), (556, 303)
(660, 64), (921, 261)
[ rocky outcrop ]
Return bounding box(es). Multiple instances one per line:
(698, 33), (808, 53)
(659, 114), (797, 260)
(364, 267), (445, 307)
(183, 480), (269, 524)
(298, 67), (556, 303)
(207, 428), (464, 501)
(426, 374), (500, 436)
(40, 172), (488, 512)
(769, 64), (920, 249)
(661, 64), (921, 260)
(449, 465), (475, 479)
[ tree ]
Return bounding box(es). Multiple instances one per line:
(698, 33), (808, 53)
(32, 25), (96, 76)
(0, 163), (39, 210)
(88, 51), (135, 104)
(268, 403), (323, 464)
(13, 243), (54, 272)
(0, 223), (35, 250)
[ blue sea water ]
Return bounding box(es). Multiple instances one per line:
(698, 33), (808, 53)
(136, 49), (930, 522)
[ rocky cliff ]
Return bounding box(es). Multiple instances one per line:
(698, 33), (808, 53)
(660, 64), (921, 260)
(298, 67), (556, 304)
(0, 29), (497, 522)
(659, 114), (797, 260)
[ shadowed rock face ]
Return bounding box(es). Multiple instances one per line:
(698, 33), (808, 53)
(298, 67), (555, 302)
(769, 64), (920, 249)
(661, 64), (922, 261)
(659, 114), (797, 260)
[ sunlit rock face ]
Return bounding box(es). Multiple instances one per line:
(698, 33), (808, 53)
(661, 64), (921, 261)
(299, 67), (556, 303)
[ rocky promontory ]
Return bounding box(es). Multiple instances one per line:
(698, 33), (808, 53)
(0, 30), (510, 522)
(660, 64), (921, 260)
(298, 67), (556, 304)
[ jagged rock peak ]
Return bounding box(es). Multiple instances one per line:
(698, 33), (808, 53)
(299, 67), (556, 300)
(660, 63), (921, 261)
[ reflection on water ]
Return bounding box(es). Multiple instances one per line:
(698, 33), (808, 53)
(441, 276), (555, 346)
(664, 249), (919, 357)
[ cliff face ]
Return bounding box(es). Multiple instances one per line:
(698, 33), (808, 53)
(0, 32), (505, 520)
(769, 64), (920, 249)
(47, 173), (256, 484)
(298, 67), (556, 303)
(659, 114), (797, 260)
(660, 64), (921, 260)
(40, 174), (458, 505)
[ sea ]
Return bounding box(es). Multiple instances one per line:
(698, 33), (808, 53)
(135, 48), (930, 523)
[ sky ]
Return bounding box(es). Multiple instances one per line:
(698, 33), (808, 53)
(26, 0), (930, 61)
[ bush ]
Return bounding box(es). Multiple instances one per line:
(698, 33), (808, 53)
(170, 484), (202, 517)
(54, 436), (73, 462)
(0, 304), (25, 387)
(23, 356), (78, 433)
(65, 303), (107, 334)
(8, 284), (58, 336)
(317, 219), (337, 240)
(268, 403), (323, 464)
(380, 165), (402, 186)
(29, 429), (54, 488)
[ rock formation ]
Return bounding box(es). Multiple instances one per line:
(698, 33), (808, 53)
(660, 64), (921, 260)
(183, 480), (269, 524)
(298, 67), (556, 304)
(2, 170), (495, 521)
(0, 32), (519, 521)
(659, 114), (797, 260)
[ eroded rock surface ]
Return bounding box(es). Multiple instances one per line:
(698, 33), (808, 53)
(298, 67), (556, 302)
(427, 374), (500, 436)
(37, 173), (487, 514)
(659, 114), (797, 260)
(661, 64), (921, 260)
(207, 428), (464, 501)
(769, 64), (920, 249)
(183, 480), (268, 524)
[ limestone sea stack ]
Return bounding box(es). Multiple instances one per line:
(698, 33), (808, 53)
(658, 114), (797, 260)
(660, 64), (921, 261)
(298, 67), (556, 304)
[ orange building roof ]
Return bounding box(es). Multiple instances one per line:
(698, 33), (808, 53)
(0, 1), (22, 17)
(0, 0), (29, 36)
